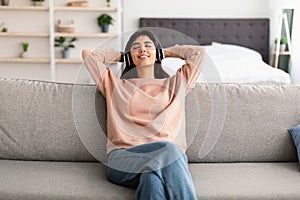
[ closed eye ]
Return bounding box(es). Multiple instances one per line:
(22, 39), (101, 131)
(132, 45), (140, 50)
(145, 44), (153, 48)
(131, 40), (155, 51)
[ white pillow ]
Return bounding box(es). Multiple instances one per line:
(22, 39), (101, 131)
(161, 44), (290, 84)
(210, 42), (263, 61)
(161, 53), (220, 83)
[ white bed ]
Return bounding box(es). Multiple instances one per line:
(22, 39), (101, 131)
(140, 18), (291, 84)
(162, 43), (291, 84)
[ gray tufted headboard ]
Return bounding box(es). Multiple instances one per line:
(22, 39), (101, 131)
(139, 18), (270, 62)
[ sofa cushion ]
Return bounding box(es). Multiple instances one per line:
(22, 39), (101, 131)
(0, 160), (134, 200)
(0, 78), (103, 161)
(1, 78), (300, 162)
(1, 160), (299, 200)
(186, 84), (300, 162)
(288, 124), (300, 164)
(190, 162), (300, 200)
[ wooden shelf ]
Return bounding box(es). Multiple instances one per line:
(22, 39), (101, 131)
(0, 32), (49, 37)
(271, 51), (291, 56)
(0, 0), (120, 81)
(54, 6), (117, 12)
(54, 32), (117, 38)
(0, 6), (48, 11)
(0, 57), (50, 63)
(55, 58), (118, 64)
(269, 51), (292, 68)
(55, 58), (83, 64)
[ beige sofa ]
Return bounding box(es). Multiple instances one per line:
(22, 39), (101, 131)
(1, 78), (300, 200)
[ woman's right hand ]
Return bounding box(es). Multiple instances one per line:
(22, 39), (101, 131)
(82, 48), (122, 62)
(82, 49), (93, 60)
(163, 47), (184, 60)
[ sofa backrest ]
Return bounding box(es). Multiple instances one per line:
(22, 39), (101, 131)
(0, 78), (98, 161)
(186, 83), (300, 162)
(0, 78), (299, 162)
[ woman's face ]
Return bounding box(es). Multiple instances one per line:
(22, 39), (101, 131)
(130, 35), (156, 67)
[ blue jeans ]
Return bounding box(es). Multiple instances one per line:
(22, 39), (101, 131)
(106, 141), (197, 200)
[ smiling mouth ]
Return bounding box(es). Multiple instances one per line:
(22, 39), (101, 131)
(138, 55), (149, 59)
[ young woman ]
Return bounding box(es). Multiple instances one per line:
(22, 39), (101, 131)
(82, 30), (205, 200)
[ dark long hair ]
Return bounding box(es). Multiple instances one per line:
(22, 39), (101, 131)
(120, 29), (169, 79)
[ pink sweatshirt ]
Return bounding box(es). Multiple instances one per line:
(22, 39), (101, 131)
(83, 45), (205, 154)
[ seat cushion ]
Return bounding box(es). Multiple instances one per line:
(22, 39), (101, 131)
(1, 160), (299, 200)
(190, 162), (300, 200)
(0, 160), (134, 200)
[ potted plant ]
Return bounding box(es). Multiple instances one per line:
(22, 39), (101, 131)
(97, 13), (114, 33)
(31, 0), (45, 6)
(0, 22), (8, 32)
(1, 0), (9, 6)
(20, 42), (29, 58)
(280, 37), (288, 52)
(54, 37), (78, 59)
(275, 37), (288, 52)
(106, 0), (111, 7)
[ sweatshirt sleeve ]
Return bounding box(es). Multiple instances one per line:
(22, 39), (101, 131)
(167, 45), (205, 90)
(83, 49), (120, 96)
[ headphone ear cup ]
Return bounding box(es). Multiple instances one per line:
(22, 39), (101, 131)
(124, 52), (131, 68)
(156, 48), (164, 63)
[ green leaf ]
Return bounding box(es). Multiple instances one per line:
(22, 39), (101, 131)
(69, 37), (78, 43)
(97, 14), (114, 27)
(68, 44), (75, 48)
(54, 36), (78, 50)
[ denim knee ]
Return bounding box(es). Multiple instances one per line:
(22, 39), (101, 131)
(107, 142), (185, 173)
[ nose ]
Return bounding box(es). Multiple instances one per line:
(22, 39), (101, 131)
(139, 47), (146, 53)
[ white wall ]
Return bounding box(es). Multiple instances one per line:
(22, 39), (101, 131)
(123, 0), (270, 32)
(4, 0), (300, 83)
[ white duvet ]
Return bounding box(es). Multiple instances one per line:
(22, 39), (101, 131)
(162, 43), (291, 84)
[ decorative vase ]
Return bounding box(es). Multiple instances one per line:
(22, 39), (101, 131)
(32, 1), (44, 6)
(62, 50), (70, 58)
(101, 24), (109, 33)
(280, 44), (286, 52)
(1, 0), (10, 6)
(20, 51), (28, 58)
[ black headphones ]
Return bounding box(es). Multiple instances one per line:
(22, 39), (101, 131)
(120, 48), (164, 68)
